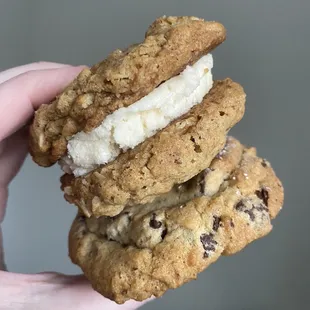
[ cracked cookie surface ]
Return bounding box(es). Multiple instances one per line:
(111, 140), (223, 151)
(29, 16), (226, 167)
(68, 137), (284, 304)
(61, 79), (246, 217)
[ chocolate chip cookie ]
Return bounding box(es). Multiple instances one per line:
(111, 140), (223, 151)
(68, 137), (284, 303)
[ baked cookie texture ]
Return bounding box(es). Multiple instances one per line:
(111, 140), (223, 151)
(69, 137), (284, 304)
(29, 16), (226, 167)
(61, 79), (246, 217)
(27, 15), (284, 305)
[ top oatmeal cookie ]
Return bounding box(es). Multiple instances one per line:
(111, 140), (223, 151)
(29, 16), (226, 167)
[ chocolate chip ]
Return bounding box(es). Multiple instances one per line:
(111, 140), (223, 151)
(150, 213), (162, 229)
(230, 220), (235, 228)
(213, 216), (221, 232)
(255, 188), (269, 206)
(244, 209), (255, 221)
(255, 203), (268, 213)
(204, 245), (216, 257)
(235, 200), (255, 221)
(150, 219), (162, 229)
(161, 228), (168, 239)
(261, 159), (267, 167)
(235, 199), (269, 222)
(235, 201), (246, 211)
(200, 233), (217, 258)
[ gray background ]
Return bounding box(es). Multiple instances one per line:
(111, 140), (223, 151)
(0, 0), (308, 309)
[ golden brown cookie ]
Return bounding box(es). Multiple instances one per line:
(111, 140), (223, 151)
(29, 16), (226, 167)
(68, 137), (284, 304)
(61, 79), (246, 217)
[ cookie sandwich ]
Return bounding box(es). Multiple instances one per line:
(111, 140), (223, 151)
(29, 16), (284, 304)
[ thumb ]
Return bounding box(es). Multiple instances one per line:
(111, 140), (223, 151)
(0, 65), (85, 141)
(0, 271), (152, 310)
(52, 274), (153, 309)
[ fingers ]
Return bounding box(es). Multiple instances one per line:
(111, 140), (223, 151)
(0, 62), (71, 85)
(0, 271), (153, 310)
(0, 228), (6, 271)
(0, 66), (85, 141)
(0, 128), (29, 223)
(0, 128), (28, 222)
(0, 128), (28, 188)
(0, 188), (8, 224)
(58, 275), (154, 310)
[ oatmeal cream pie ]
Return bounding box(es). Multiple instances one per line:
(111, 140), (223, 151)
(68, 137), (284, 303)
(29, 16), (247, 217)
(30, 16), (226, 169)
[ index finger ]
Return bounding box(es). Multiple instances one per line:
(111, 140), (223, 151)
(0, 62), (71, 85)
(0, 66), (84, 141)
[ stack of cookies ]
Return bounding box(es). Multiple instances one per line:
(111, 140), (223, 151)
(29, 16), (284, 304)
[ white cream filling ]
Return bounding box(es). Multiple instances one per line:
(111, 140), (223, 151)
(60, 54), (214, 177)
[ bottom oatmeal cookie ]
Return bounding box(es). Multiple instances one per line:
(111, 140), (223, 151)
(68, 137), (284, 304)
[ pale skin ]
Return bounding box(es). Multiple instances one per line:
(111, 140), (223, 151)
(0, 62), (152, 309)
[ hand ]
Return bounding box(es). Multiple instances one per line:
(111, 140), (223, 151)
(0, 62), (151, 309)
